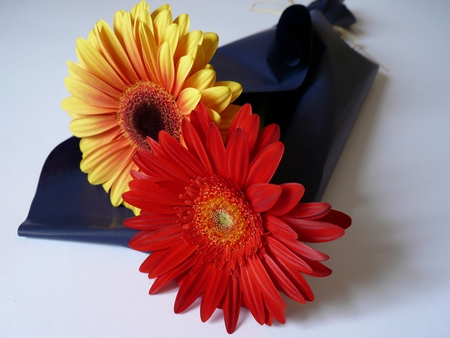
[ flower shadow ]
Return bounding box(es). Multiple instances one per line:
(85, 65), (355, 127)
(275, 72), (407, 325)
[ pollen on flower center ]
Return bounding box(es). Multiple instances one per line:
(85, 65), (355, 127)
(118, 81), (182, 151)
(187, 176), (263, 251)
(213, 209), (234, 231)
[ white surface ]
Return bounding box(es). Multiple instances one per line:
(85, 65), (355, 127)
(1, 0), (450, 337)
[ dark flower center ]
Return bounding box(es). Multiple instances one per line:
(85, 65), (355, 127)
(118, 81), (182, 151)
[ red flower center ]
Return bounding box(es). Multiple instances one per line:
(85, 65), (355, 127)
(182, 175), (263, 269)
(118, 81), (182, 151)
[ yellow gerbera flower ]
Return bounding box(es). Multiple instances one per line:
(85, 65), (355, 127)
(62, 0), (242, 212)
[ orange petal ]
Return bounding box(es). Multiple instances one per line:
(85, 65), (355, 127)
(81, 139), (134, 183)
(156, 42), (174, 91)
(70, 114), (119, 137)
(67, 61), (122, 99)
(94, 20), (139, 85)
(139, 21), (159, 83)
(116, 11), (149, 80)
(64, 77), (118, 109)
(62, 96), (116, 117)
(75, 38), (126, 90)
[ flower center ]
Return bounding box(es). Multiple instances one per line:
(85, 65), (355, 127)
(213, 209), (234, 230)
(189, 176), (263, 250)
(117, 81), (182, 151)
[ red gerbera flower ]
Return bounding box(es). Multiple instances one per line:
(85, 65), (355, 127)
(123, 104), (351, 333)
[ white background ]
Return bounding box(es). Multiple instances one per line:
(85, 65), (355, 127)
(1, 0), (450, 337)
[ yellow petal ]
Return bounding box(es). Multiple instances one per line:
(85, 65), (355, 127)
(79, 128), (121, 154)
(153, 9), (172, 45)
(94, 20), (139, 85)
(131, 0), (150, 21)
(174, 13), (190, 38)
(139, 21), (159, 83)
(62, 96), (116, 117)
(161, 23), (179, 58)
(177, 87), (201, 116)
(67, 61), (122, 99)
(190, 45), (206, 75)
(183, 69), (216, 91)
(113, 10), (126, 45)
(207, 107), (221, 125)
(215, 81), (243, 103)
(200, 86), (232, 113)
(108, 159), (137, 206)
(117, 11), (148, 80)
(175, 30), (202, 62)
(173, 55), (194, 97)
(157, 42), (174, 92)
(81, 139), (133, 183)
(64, 77), (118, 109)
(70, 115), (119, 137)
(133, 1), (153, 35)
(151, 4), (171, 21)
(201, 32), (219, 64)
(87, 30), (101, 53)
(76, 38), (126, 90)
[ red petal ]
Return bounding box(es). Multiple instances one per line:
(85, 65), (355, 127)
(268, 252), (315, 301)
(189, 105), (211, 143)
(226, 128), (249, 188)
(159, 132), (209, 178)
(150, 258), (195, 294)
(284, 202), (331, 219)
(317, 209), (352, 229)
(133, 149), (190, 182)
(139, 251), (165, 273)
(128, 179), (181, 205)
(266, 236), (312, 273)
(281, 218), (345, 243)
(174, 263), (211, 313)
(124, 213), (179, 230)
(129, 227), (182, 251)
(263, 253), (306, 303)
(247, 258), (286, 324)
(155, 179), (187, 194)
(274, 235), (329, 261)
(226, 104), (252, 142)
(239, 265), (265, 325)
(267, 183), (305, 215)
(246, 183), (282, 212)
(200, 268), (230, 322)
(122, 192), (180, 214)
(145, 136), (163, 155)
(206, 122), (227, 177)
(302, 258), (332, 277)
(245, 142), (284, 187)
(149, 243), (197, 278)
(263, 214), (298, 240)
(252, 123), (280, 159)
(233, 113), (260, 153)
(222, 275), (242, 334)
(181, 118), (213, 175)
